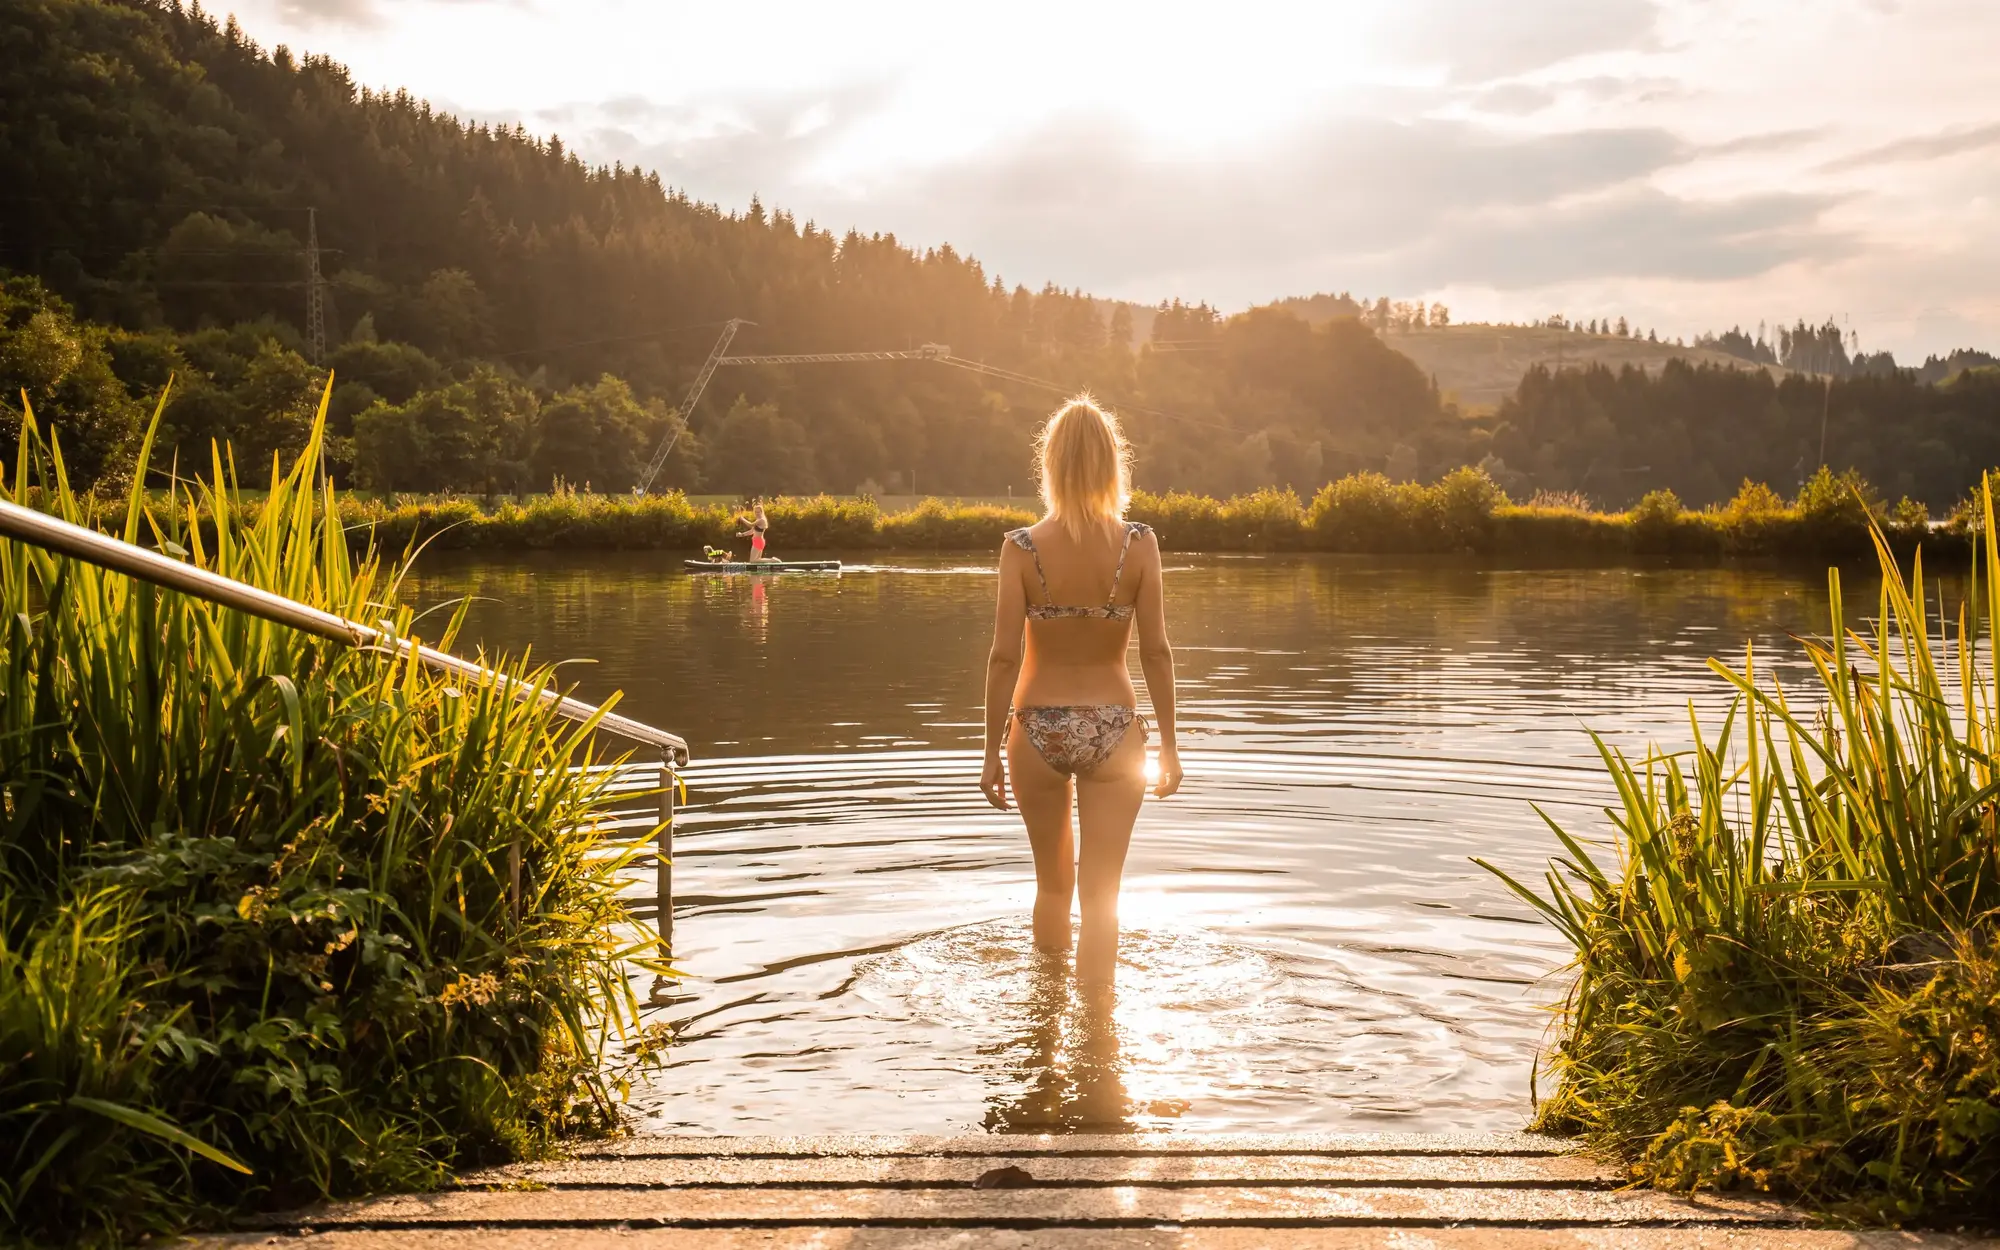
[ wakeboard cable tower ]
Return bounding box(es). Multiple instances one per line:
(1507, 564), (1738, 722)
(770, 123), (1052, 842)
(634, 319), (1191, 496)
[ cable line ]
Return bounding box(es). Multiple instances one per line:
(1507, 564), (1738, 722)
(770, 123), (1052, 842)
(634, 321), (1236, 495)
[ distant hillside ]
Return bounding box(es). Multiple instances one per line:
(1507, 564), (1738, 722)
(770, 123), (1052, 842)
(1263, 298), (1784, 412)
(3, 0), (1997, 513)
(1385, 324), (1784, 413)
(0, 0), (1463, 497)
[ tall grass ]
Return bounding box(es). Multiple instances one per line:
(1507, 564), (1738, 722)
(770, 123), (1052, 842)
(1483, 485), (2000, 1221)
(0, 396), (661, 1244)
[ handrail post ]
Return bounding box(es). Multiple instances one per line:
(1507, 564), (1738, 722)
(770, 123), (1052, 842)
(657, 751), (676, 960)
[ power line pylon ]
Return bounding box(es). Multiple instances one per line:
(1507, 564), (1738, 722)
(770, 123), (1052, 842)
(304, 207), (326, 365)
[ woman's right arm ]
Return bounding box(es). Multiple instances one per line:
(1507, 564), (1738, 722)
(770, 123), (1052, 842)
(980, 542), (1029, 810)
(1133, 531), (1182, 797)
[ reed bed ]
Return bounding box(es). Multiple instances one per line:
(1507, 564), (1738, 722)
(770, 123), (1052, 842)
(0, 399), (662, 1245)
(318, 466), (1940, 561)
(1482, 487), (2000, 1221)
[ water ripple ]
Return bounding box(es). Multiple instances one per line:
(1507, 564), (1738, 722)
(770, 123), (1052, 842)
(406, 552), (1856, 1134)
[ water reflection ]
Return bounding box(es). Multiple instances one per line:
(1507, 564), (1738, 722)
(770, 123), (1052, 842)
(982, 953), (1130, 1134)
(406, 552), (1876, 1134)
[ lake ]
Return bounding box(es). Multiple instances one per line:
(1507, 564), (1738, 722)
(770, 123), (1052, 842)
(406, 553), (1839, 1136)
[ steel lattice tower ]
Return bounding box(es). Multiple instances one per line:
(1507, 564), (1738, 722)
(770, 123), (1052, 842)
(304, 207), (326, 365)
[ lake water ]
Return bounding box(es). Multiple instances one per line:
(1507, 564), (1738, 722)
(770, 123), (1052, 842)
(406, 553), (1840, 1137)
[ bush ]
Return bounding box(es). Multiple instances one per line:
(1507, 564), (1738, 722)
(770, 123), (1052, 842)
(1432, 465), (1506, 548)
(290, 470), (1958, 564)
(880, 498), (1034, 549)
(1484, 501), (2000, 1221)
(1628, 488), (1684, 553)
(0, 398), (661, 1242)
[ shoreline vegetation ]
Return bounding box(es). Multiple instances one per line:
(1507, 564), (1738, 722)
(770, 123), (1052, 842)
(0, 403), (664, 1245)
(1484, 492), (2000, 1222)
(332, 465), (1961, 564)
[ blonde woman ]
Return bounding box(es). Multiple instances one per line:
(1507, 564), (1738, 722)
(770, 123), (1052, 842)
(980, 396), (1182, 985)
(736, 499), (770, 562)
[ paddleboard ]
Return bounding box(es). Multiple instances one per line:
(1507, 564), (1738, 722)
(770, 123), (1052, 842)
(683, 559), (841, 573)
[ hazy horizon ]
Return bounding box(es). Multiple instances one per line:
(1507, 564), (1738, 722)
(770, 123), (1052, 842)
(233, 0), (1999, 360)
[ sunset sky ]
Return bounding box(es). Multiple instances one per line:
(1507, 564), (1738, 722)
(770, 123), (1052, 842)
(233, 0), (1999, 359)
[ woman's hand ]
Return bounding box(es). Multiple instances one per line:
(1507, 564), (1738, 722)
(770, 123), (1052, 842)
(980, 753), (1010, 811)
(1152, 743), (1184, 798)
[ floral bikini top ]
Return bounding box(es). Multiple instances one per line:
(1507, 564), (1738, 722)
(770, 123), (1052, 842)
(1006, 522), (1152, 621)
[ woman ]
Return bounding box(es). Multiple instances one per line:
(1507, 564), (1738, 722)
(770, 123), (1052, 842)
(736, 499), (770, 562)
(980, 396), (1182, 986)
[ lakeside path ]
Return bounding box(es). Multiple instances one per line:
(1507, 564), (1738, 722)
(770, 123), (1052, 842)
(198, 1133), (1998, 1248)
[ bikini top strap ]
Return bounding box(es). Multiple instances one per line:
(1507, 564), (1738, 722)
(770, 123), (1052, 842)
(1107, 522), (1146, 603)
(1006, 528), (1053, 604)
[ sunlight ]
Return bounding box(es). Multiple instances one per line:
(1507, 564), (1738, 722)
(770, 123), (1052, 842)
(1143, 751), (1161, 785)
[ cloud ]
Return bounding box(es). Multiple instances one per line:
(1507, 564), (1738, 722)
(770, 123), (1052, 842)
(804, 115), (1825, 301)
(1384, 0), (1662, 82)
(268, 0), (382, 26)
(1468, 84), (1556, 116)
(536, 98), (1835, 306)
(517, 82), (895, 210)
(269, 0), (513, 28)
(1818, 122), (2000, 174)
(1409, 187), (1841, 288)
(1698, 128), (1828, 158)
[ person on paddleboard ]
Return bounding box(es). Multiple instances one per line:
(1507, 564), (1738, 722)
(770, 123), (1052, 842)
(737, 499), (771, 562)
(979, 395), (1181, 989)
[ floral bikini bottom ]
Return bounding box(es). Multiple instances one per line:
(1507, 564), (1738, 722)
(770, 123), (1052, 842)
(1013, 705), (1147, 777)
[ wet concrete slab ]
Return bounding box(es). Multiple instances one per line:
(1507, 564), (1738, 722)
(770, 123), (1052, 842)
(200, 1230), (1996, 1249)
(198, 1134), (1997, 1249)
(463, 1151), (1621, 1187)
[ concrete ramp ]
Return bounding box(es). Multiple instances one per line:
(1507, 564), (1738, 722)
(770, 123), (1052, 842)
(213, 1134), (1994, 1248)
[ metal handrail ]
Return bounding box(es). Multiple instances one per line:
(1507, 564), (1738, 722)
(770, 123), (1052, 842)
(0, 496), (689, 962)
(0, 497), (688, 762)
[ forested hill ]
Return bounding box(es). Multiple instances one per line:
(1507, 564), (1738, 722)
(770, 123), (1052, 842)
(0, 0), (1464, 497)
(6, 0), (1999, 514)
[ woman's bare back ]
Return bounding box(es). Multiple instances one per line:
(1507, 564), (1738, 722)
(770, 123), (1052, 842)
(1008, 518), (1148, 708)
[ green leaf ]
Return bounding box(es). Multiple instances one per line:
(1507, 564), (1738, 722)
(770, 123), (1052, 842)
(69, 1097), (253, 1174)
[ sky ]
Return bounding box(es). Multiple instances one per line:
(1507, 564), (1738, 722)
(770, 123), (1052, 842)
(232, 0), (2000, 359)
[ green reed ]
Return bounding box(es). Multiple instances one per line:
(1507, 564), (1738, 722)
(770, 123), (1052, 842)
(0, 392), (663, 1245)
(1481, 484), (2000, 1221)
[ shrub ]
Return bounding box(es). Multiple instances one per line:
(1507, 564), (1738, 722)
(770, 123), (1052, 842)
(1484, 492), (2000, 1220)
(1628, 488), (1684, 553)
(1218, 487), (1306, 550)
(1306, 472), (1422, 551)
(1432, 465), (1506, 548)
(1131, 490), (1225, 550)
(1, 398), (661, 1242)
(879, 498), (1034, 549)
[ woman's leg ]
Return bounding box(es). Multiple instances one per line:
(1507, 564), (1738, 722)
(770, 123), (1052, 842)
(1073, 722), (1147, 985)
(1007, 719), (1077, 954)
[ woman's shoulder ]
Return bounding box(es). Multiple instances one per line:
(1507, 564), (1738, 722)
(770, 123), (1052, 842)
(1003, 527), (1035, 551)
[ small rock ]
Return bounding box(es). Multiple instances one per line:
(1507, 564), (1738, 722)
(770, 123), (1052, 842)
(974, 1164), (1035, 1189)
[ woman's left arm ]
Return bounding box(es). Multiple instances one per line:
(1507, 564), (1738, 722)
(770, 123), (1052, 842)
(1133, 530), (1182, 797)
(980, 541), (1029, 810)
